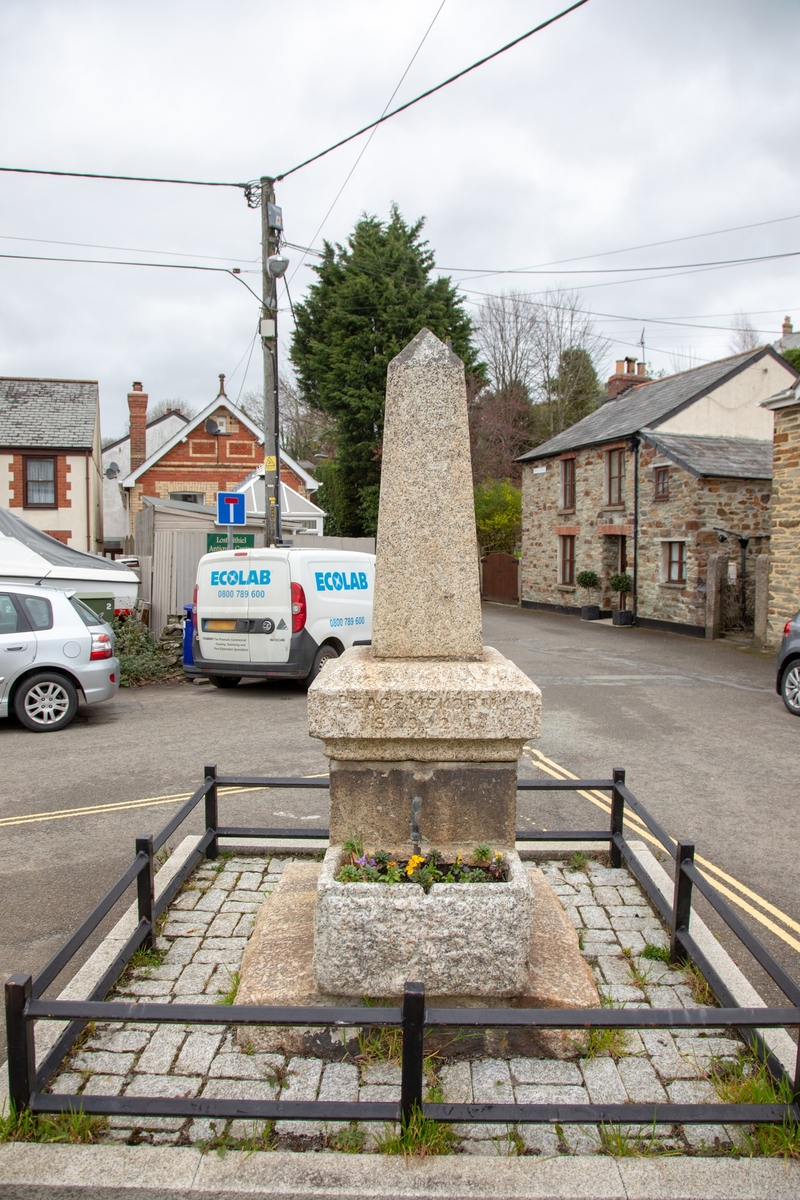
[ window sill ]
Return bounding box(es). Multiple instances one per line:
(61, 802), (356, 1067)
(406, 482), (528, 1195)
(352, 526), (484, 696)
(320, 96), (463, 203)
(557, 508), (576, 516)
(23, 504), (58, 510)
(603, 505), (626, 512)
(660, 581), (687, 589)
(556, 585), (576, 593)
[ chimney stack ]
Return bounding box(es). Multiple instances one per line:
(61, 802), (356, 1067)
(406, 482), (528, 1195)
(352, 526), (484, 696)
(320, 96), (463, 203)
(783, 316), (794, 338)
(128, 381), (148, 471)
(606, 357), (650, 400)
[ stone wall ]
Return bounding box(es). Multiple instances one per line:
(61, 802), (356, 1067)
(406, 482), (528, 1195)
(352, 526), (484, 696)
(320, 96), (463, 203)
(767, 400), (800, 646)
(520, 438), (770, 632)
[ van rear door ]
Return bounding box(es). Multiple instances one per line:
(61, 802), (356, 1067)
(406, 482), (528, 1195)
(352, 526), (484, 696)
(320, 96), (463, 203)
(247, 552), (292, 664)
(196, 552), (250, 665)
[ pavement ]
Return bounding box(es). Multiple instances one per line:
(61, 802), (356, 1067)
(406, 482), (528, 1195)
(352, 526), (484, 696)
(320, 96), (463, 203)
(0, 604), (798, 1056)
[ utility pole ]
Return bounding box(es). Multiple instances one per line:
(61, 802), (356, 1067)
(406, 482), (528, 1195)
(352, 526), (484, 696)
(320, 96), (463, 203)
(260, 176), (282, 545)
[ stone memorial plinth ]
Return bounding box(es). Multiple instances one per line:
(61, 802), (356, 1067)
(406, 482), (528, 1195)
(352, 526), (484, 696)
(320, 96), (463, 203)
(308, 329), (541, 998)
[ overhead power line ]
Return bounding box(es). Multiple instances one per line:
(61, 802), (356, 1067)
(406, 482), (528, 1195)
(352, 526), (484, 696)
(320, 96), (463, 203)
(289, 0), (448, 285)
(0, 165), (248, 189)
(275, 0), (591, 180)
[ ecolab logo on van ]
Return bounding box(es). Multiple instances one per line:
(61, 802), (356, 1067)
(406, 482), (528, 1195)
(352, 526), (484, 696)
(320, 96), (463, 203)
(210, 569), (271, 586)
(314, 570), (369, 592)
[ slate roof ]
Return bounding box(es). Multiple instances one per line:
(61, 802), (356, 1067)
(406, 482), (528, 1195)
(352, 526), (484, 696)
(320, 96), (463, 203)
(0, 377), (98, 449)
(517, 348), (779, 461)
(643, 433), (772, 480)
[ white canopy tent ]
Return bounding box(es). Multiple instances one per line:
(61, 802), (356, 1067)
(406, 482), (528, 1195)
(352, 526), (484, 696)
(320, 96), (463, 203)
(0, 508), (140, 611)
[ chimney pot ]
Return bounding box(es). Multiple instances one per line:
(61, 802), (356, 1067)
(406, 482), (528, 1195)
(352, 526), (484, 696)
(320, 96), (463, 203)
(615, 360), (625, 374)
(132, 381), (143, 391)
(637, 362), (646, 376)
(782, 316), (793, 338)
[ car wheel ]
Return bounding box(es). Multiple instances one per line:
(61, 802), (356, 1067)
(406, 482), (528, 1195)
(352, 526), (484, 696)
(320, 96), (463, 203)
(305, 644), (339, 687)
(780, 661), (800, 716)
(209, 675), (242, 688)
(14, 672), (79, 732)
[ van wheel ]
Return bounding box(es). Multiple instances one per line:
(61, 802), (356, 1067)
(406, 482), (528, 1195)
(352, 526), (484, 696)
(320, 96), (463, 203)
(305, 644), (339, 687)
(209, 675), (241, 689)
(14, 673), (79, 732)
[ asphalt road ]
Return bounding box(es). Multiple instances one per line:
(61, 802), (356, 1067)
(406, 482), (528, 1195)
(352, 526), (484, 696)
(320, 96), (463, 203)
(0, 604), (798, 1058)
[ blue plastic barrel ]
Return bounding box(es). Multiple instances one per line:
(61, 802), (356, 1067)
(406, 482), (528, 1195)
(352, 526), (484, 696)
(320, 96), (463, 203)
(183, 603), (194, 667)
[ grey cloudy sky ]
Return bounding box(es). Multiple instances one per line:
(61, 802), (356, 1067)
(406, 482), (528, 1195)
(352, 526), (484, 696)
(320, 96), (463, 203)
(1, 0), (799, 439)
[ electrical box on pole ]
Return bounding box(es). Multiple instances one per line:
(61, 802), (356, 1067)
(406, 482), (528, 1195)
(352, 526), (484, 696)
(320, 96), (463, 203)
(261, 177), (282, 545)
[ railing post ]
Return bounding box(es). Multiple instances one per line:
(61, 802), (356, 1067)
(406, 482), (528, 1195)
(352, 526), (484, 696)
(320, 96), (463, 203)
(136, 835), (156, 952)
(670, 840), (695, 964)
(400, 981), (425, 1126)
(610, 767), (625, 867)
(5, 974), (35, 1112)
(204, 763), (218, 861)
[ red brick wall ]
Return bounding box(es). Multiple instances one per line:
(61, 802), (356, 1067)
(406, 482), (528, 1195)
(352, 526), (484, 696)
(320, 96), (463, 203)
(43, 529), (71, 544)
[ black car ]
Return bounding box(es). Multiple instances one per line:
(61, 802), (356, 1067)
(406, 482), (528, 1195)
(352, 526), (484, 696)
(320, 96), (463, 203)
(777, 610), (800, 716)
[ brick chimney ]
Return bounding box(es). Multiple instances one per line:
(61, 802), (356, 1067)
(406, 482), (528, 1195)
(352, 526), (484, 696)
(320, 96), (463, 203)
(128, 382), (148, 471)
(782, 316), (793, 338)
(606, 357), (650, 400)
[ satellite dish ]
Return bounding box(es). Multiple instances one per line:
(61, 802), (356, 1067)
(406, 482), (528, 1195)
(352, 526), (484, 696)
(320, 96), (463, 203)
(105, 462), (120, 479)
(205, 418), (220, 435)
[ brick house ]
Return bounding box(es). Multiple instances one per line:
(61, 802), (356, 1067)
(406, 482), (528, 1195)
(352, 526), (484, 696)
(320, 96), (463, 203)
(118, 378), (319, 535)
(0, 376), (103, 552)
(102, 406), (190, 553)
(518, 348), (797, 636)
(761, 379), (800, 646)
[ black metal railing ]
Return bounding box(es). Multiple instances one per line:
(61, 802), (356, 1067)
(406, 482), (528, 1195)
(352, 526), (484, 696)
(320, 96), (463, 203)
(5, 765), (800, 1131)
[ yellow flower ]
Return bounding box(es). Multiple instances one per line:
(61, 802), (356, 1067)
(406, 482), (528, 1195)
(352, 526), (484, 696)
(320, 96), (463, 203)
(406, 854), (425, 876)
(388, 861), (397, 868)
(455, 854), (463, 867)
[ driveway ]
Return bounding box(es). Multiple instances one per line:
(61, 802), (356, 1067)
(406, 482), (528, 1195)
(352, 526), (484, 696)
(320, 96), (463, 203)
(0, 604), (797, 1057)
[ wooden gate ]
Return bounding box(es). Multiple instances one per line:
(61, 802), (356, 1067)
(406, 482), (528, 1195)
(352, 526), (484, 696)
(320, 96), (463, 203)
(481, 552), (519, 604)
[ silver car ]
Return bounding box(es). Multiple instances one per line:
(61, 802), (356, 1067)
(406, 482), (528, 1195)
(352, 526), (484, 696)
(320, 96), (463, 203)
(0, 584), (120, 732)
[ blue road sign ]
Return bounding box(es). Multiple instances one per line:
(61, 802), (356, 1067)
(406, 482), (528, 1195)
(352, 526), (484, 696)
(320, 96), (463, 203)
(216, 491), (246, 526)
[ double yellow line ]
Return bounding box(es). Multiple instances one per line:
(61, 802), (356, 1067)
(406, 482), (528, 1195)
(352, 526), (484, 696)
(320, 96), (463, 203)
(523, 747), (800, 956)
(0, 779), (328, 830)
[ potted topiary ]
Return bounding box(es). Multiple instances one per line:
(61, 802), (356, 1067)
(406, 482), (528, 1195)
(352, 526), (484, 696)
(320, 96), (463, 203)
(576, 570), (601, 620)
(609, 572), (634, 625)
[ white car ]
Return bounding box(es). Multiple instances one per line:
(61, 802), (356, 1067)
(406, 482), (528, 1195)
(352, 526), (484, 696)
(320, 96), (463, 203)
(190, 547), (374, 687)
(0, 584), (120, 731)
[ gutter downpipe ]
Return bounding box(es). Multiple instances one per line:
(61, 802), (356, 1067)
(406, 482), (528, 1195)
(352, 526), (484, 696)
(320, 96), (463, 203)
(630, 436), (640, 623)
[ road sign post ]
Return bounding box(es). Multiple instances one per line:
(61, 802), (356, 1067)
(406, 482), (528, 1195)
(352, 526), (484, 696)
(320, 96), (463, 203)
(215, 492), (247, 550)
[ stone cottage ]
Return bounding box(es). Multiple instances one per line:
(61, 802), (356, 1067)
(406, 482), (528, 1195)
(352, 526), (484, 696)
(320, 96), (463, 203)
(761, 378), (800, 646)
(518, 348), (797, 637)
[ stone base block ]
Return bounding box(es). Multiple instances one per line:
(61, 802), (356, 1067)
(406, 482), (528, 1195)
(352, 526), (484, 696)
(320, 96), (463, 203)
(307, 646), (541, 762)
(236, 861), (598, 1059)
(329, 760), (517, 855)
(313, 847), (533, 998)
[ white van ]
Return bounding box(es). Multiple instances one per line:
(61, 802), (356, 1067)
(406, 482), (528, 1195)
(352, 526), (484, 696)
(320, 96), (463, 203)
(190, 547), (374, 687)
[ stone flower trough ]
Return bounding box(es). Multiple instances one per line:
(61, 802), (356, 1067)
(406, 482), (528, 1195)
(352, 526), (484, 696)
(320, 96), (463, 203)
(312, 846), (534, 998)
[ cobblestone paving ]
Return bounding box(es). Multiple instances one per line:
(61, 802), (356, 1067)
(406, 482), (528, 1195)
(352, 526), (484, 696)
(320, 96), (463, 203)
(46, 854), (749, 1156)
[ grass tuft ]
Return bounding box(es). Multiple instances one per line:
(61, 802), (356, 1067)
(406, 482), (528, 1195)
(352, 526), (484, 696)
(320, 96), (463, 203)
(597, 1121), (679, 1157)
(376, 1106), (457, 1157)
(710, 1053), (800, 1160)
(568, 851), (591, 871)
(327, 1122), (365, 1153)
(0, 1104), (107, 1145)
(684, 962), (716, 1006)
(216, 970), (240, 1006)
(641, 943), (671, 963)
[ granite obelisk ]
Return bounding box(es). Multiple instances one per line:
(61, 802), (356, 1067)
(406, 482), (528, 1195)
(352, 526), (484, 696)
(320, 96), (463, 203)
(308, 329), (541, 855)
